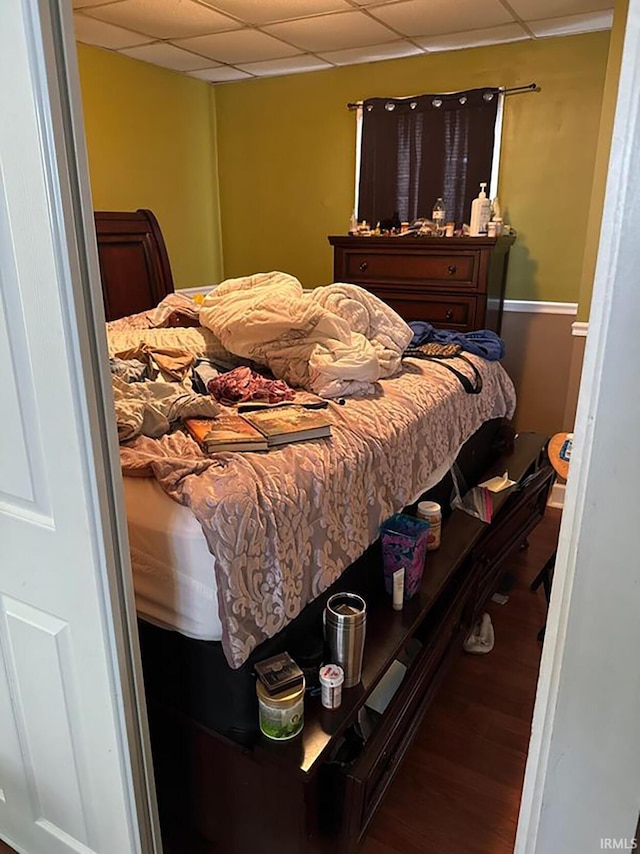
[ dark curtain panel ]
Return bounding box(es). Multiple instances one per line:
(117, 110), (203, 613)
(358, 87), (500, 228)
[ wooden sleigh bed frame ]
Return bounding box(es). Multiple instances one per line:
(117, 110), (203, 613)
(94, 208), (174, 321)
(96, 210), (553, 854)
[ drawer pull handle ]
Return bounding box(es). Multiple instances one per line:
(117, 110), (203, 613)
(359, 261), (368, 272)
(445, 309), (454, 321)
(447, 264), (457, 275)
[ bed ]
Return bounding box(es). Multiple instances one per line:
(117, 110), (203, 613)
(95, 212), (557, 853)
(97, 208), (517, 736)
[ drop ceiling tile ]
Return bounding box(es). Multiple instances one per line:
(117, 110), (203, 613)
(509, 0), (612, 20)
(73, 0), (121, 7)
(369, 0), (513, 38)
(188, 66), (253, 81)
(264, 10), (398, 52)
(200, 0), (351, 26)
(73, 13), (152, 48)
(83, 0), (241, 39)
(416, 23), (530, 52)
(174, 29), (299, 63)
(237, 55), (333, 76)
(319, 39), (422, 65)
(120, 41), (215, 70)
(528, 9), (613, 36)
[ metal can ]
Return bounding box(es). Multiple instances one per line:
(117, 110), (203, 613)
(256, 677), (305, 740)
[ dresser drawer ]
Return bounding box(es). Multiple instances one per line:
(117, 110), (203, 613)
(344, 250), (479, 288)
(365, 287), (479, 330)
(341, 584), (467, 847)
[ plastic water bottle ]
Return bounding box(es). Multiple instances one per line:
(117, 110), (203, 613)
(432, 197), (445, 234)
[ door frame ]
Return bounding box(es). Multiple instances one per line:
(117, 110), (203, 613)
(19, 0), (640, 851)
(516, 0), (640, 850)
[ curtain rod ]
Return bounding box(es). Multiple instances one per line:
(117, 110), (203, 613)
(346, 83), (539, 110)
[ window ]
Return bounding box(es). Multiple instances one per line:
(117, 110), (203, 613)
(356, 87), (502, 228)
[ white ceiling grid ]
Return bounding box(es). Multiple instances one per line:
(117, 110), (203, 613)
(73, 0), (615, 83)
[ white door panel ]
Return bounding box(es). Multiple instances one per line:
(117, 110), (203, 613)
(0, 1), (157, 852)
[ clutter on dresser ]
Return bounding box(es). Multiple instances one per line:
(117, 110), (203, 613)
(478, 471), (517, 493)
(416, 500), (442, 550)
(324, 593), (367, 689)
(255, 652), (306, 741)
(319, 664), (344, 710)
(451, 463), (494, 523)
(381, 513), (430, 601)
(289, 635), (324, 696)
(256, 677), (305, 741)
(255, 651), (304, 695)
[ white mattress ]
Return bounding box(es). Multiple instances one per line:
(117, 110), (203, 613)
(123, 454), (456, 642)
(123, 477), (223, 641)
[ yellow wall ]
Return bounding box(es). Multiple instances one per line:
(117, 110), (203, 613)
(77, 44), (222, 289)
(215, 33), (610, 301)
(577, 0), (629, 320)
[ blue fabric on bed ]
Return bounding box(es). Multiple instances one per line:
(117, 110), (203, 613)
(408, 321), (505, 361)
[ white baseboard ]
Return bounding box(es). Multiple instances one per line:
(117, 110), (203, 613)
(178, 284), (217, 297)
(503, 300), (578, 315)
(548, 482), (566, 510)
(571, 320), (589, 337)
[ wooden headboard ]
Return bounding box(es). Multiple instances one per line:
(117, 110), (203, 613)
(94, 209), (174, 321)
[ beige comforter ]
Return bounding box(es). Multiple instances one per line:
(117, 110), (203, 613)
(199, 272), (413, 398)
(111, 322), (516, 669)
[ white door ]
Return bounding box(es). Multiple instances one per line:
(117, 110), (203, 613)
(516, 0), (640, 851)
(0, 2), (159, 853)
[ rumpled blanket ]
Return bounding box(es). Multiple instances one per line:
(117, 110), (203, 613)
(148, 292), (201, 328)
(110, 357), (150, 383)
(112, 376), (219, 442)
(106, 324), (246, 368)
(119, 355), (516, 668)
(408, 321), (506, 361)
(207, 366), (296, 406)
(114, 343), (195, 382)
(199, 272), (413, 398)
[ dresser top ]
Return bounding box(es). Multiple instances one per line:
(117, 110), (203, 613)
(328, 234), (514, 249)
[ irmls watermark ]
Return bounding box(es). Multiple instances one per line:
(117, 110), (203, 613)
(600, 840), (638, 850)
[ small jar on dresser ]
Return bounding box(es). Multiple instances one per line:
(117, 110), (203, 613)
(328, 234), (515, 334)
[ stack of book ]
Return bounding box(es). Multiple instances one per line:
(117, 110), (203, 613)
(185, 407), (331, 454)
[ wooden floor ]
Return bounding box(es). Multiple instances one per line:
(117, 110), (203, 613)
(0, 511), (560, 854)
(360, 508), (560, 854)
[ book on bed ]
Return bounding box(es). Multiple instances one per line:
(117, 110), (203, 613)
(185, 415), (269, 453)
(241, 407), (332, 447)
(237, 391), (328, 413)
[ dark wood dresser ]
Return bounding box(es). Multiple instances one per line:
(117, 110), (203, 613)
(329, 234), (514, 333)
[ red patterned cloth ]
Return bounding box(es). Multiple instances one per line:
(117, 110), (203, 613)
(207, 366), (295, 406)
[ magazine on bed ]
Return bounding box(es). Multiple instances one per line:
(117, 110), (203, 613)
(241, 407), (332, 447)
(185, 415), (269, 453)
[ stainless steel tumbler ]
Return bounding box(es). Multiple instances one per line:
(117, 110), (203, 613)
(324, 592), (367, 688)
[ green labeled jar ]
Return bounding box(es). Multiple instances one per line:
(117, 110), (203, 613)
(256, 677), (305, 741)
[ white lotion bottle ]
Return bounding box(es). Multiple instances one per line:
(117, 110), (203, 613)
(392, 567), (405, 611)
(470, 182), (491, 236)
